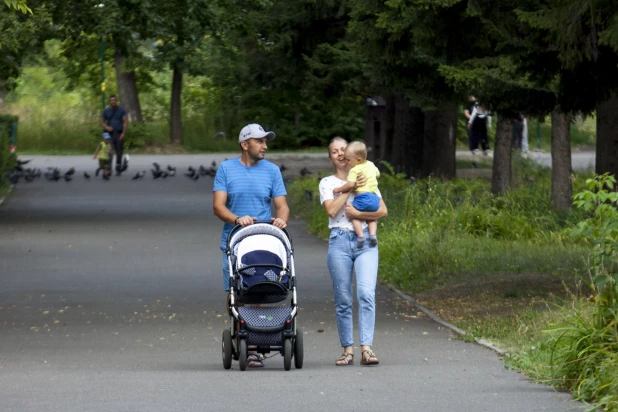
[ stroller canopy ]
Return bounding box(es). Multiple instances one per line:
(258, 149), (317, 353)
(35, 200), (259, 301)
(229, 224), (292, 273)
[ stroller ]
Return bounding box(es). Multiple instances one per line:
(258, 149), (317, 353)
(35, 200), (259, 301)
(221, 222), (303, 371)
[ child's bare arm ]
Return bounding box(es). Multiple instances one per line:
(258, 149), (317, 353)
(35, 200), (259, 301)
(333, 181), (356, 195)
(92, 147), (99, 159)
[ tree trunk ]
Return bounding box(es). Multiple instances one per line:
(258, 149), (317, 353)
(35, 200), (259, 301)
(491, 116), (513, 194)
(596, 92), (618, 177)
(381, 93), (396, 165)
(170, 65), (183, 144)
(393, 96), (424, 179)
(114, 52), (142, 122)
(422, 106), (457, 179)
(551, 107), (572, 211)
(294, 105), (301, 129)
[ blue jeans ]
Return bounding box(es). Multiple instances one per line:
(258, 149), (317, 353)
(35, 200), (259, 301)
(327, 227), (378, 347)
(221, 252), (230, 291)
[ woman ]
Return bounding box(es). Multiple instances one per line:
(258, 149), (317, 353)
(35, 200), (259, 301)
(318, 137), (388, 366)
(467, 103), (492, 156)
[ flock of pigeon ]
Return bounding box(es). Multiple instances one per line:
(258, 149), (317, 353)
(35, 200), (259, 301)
(6, 159), (219, 184)
(7, 158), (315, 185)
(136, 161), (219, 181)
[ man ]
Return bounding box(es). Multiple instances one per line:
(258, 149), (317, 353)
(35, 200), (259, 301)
(213, 123), (289, 290)
(213, 123), (289, 367)
(101, 95), (128, 176)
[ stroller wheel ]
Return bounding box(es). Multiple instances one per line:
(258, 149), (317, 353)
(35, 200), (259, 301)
(222, 329), (232, 370)
(283, 339), (292, 371)
(238, 339), (248, 371)
(294, 327), (304, 369)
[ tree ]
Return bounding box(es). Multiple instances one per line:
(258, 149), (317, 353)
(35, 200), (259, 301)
(0, 2), (50, 106)
(519, 0), (618, 178)
(46, 0), (146, 122)
(4, 0), (30, 13)
(346, 0), (493, 179)
(149, 0), (224, 144)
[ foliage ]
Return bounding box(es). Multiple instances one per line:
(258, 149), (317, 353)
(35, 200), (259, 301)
(0, 114), (18, 185)
(289, 159), (590, 293)
(543, 174), (618, 410)
(0, 2), (51, 90)
(3, 0), (30, 14)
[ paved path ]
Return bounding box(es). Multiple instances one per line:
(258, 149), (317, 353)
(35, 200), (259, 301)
(0, 155), (581, 412)
(456, 150), (596, 171)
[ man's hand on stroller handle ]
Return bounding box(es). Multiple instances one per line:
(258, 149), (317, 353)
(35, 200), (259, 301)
(234, 215), (256, 227)
(271, 217), (287, 229)
(233, 216), (287, 229)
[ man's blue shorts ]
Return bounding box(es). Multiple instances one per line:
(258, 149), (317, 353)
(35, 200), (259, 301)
(352, 192), (380, 212)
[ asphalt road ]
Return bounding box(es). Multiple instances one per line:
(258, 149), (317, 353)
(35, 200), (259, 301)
(0, 155), (582, 412)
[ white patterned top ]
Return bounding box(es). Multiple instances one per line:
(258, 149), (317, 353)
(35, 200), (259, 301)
(319, 175), (381, 231)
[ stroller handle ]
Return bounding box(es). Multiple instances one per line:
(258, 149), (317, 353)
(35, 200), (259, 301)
(225, 220), (293, 253)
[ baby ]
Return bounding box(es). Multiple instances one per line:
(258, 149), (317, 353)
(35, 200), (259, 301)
(333, 141), (381, 248)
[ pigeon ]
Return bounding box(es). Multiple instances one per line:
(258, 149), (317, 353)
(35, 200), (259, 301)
(279, 164), (287, 173)
(168, 169), (176, 177)
(300, 167), (312, 177)
(121, 154), (130, 172)
(64, 174), (72, 182)
(84, 172), (91, 180)
(16, 159), (32, 165)
(152, 162), (161, 171)
(152, 169), (163, 179)
(190, 173), (200, 181)
(132, 171), (142, 180)
(44, 168), (61, 181)
(160, 171), (169, 179)
(199, 165), (208, 176)
(185, 168), (196, 178)
(167, 165), (176, 172)
(65, 167), (75, 176)
(8, 170), (21, 184)
(211, 160), (217, 168)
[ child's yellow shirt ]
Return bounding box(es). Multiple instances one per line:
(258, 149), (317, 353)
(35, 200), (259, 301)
(347, 160), (380, 193)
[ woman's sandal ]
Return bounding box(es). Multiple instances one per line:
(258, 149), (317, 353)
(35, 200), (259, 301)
(360, 350), (379, 366)
(335, 352), (354, 366)
(247, 353), (264, 368)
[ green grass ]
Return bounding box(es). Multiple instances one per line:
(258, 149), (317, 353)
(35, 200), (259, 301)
(287, 161), (618, 410)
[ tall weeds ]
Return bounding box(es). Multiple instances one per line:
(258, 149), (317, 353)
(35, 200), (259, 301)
(546, 174), (618, 411)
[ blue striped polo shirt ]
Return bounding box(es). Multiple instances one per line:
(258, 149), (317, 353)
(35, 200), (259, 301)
(213, 157), (287, 250)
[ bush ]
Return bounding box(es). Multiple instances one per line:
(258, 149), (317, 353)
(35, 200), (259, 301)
(0, 115), (19, 186)
(546, 174), (618, 411)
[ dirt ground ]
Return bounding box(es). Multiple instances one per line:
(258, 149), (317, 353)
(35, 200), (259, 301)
(412, 273), (588, 323)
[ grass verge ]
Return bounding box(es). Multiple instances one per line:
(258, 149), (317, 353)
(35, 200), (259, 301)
(286, 161), (618, 411)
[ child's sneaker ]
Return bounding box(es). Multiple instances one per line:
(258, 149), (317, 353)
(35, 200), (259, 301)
(357, 237), (365, 249)
(369, 236), (378, 247)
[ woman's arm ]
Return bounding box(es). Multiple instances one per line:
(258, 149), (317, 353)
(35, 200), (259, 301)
(322, 191), (352, 218)
(345, 198), (388, 220)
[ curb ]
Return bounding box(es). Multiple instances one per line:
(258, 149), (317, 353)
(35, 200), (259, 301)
(0, 184), (14, 207)
(388, 284), (509, 358)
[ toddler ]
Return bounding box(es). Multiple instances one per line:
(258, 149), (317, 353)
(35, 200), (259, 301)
(333, 141), (381, 248)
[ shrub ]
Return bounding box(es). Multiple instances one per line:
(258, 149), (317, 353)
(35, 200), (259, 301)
(546, 174), (618, 411)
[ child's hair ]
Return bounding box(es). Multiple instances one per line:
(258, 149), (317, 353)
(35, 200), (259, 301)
(346, 141), (367, 161)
